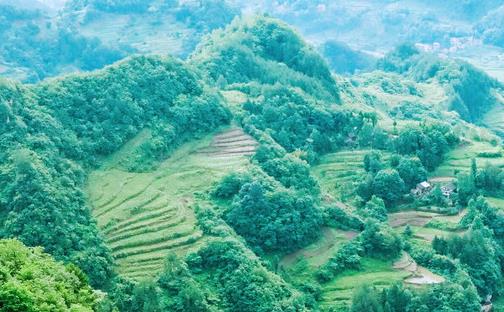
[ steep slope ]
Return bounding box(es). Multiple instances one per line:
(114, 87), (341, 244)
(0, 55), (231, 288)
(87, 127), (257, 279)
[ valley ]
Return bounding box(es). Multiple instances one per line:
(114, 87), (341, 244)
(0, 3), (504, 312)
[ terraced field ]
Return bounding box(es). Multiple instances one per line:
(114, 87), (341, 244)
(87, 127), (257, 279)
(320, 258), (410, 311)
(312, 150), (391, 202)
(280, 228), (356, 270)
(432, 141), (504, 177)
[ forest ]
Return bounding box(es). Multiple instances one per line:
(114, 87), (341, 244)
(1, 2), (504, 312)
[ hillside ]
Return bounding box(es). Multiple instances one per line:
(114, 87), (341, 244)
(1, 12), (504, 312)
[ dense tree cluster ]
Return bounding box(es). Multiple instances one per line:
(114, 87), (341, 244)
(393, 123), (459, 171)
(191, 16), (340, 102)
(226, 180), (323, 253)
(433, 216), (502, 297)
(240, 84), (362, 160)
(457, 159), (504, 205)
(101, 240), (309, 312)
(0, 239), (97, 311)
(350, 278), (481, 312)
(317, 219), (402, 283)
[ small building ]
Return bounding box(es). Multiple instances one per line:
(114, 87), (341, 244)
(440, 184), (456, 197)
(412, 181), (432, 196)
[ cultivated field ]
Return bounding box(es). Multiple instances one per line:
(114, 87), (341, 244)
(320, 258), (410, 311)
(312, 150), (391, 202)
(432, 141), (504, 177)
(87, 127), (257, 279)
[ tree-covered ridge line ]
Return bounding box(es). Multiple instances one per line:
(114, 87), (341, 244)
(0, 11), (503, 312)
(378, 44), (504, 123)
(0, 54), (232, 290)
(190, 15), (340, 103)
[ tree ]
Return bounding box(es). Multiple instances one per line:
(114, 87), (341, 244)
(456, 172), (477, 206)
(364, 151), (383, 174)
(0, 239), (97, 311)
(350, 285), (383, 312)
(226, 181), (322, 252)
(361, 220), (402, 258)
(396, 157), (427, 190)
(360, 196), (388, 222)
(372, 169), (405, 207)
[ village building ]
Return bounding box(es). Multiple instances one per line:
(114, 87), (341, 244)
(412, 181), (432, 196)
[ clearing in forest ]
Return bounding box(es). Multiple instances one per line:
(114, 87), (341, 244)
(86, 127), (257, 280)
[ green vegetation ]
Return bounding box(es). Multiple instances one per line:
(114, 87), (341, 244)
(0, 239), (97, 311)
(0, 55), (231, 288)
(1, 7), (504, 312)
(87, 127), (254, 279)
(0, 3), (125, 82)
(191, 15), (340, 102)
(379, 44), (503, 122)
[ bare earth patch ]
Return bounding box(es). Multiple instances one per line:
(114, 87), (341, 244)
(394, 252), (444, 285)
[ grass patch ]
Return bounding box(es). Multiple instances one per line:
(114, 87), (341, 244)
(319, 258), (410, 311)
(486, 196), (504, 210)
(432, 141), (504, 177)
(312, 149), (391, 202)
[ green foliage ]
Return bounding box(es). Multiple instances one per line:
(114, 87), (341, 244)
(410, 276), (481, 312)
(191, 16), (340, 102)
(393, 123), (458, 171)
(176, 0), (239, 31)
(396, 156), (427, 190)
(364, 151), (383, 174)
(260, 153), (319, 193)
(226, 181), (322, 252)
(324, 205), (364, 231)
(316, 241), (363, 282)
(350, 285), (382, 312)
(360, 220), (403, 259)
(349, 276), (480, 312)
(0, 239), (97, 312)
(359, 196), (388, 222)
(372, 169), (405, 207)
(241, 84), (360, 158)
(435, 217), (502, 297)
(0, 4), (125, 82)
(212, 172), (253, 199)
(187, 240), (306, 312)
(0, 56), (231, 288)
(379, 44), (502, 122)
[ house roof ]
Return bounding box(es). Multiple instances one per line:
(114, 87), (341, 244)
(419, 181), (431, 188)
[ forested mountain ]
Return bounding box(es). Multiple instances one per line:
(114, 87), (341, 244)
(1, 3), (504, 312)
